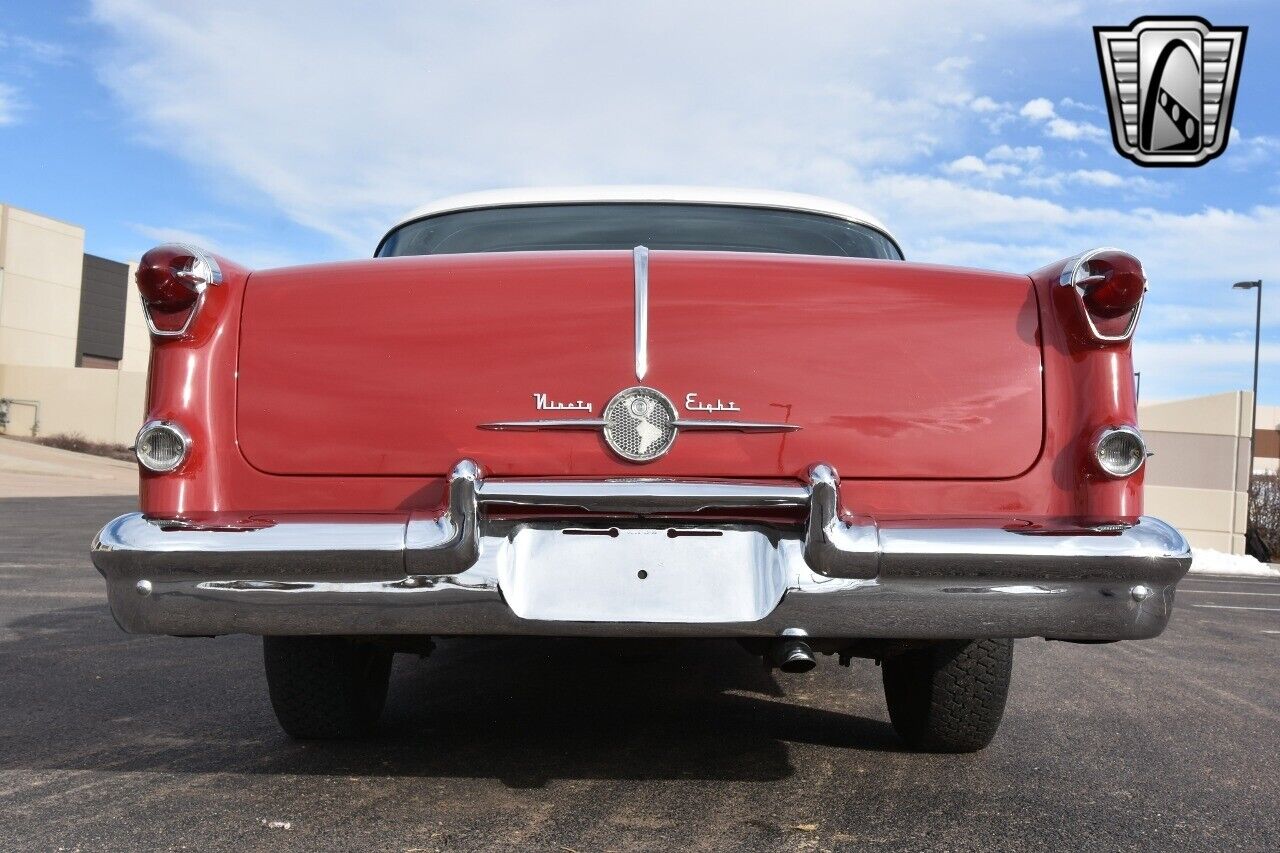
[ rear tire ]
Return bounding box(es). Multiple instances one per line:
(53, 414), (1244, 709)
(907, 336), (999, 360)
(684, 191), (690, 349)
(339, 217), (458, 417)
(881, 638), (1013, 753)
(263, 636), (393, 739)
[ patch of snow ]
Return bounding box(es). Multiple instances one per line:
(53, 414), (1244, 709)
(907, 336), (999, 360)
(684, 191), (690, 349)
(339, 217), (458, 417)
(1189, 549), (1280, 578)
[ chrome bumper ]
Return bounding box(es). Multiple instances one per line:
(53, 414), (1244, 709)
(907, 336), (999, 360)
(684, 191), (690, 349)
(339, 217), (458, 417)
(92, 461), (1191, 641)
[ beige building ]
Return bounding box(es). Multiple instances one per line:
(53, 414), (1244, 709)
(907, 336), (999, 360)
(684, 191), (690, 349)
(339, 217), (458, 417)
(1254, 404), (1280, 475)
(0, 203), (147, 445)
(1139, 392), (1257, 554)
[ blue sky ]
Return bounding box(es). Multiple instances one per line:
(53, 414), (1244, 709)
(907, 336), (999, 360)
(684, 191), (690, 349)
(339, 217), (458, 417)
(1, 1), (1277, 404)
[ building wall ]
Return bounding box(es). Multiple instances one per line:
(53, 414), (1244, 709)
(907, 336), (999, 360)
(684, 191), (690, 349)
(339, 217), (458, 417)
(0, 204), (87, 368)
(1140, 391), (1253, 554)
(120, 262), (149, 374)
(75, 253), (131, 366)
(0, 364), (145, 446)
(0, 204), (147, 446)
(1254, 404), (1280, 475)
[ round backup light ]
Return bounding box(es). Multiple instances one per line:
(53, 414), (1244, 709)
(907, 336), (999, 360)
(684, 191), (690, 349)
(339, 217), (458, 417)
(135, 421), (191, 473)
(1094, 426), (1147, 478)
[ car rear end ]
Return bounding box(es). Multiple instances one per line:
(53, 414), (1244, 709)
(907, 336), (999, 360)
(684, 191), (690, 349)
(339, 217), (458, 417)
(92, 192), (1190, 750)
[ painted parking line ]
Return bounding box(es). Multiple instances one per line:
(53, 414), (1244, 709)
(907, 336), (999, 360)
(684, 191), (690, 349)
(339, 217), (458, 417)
(1183, 576), (1280, 585)
(1178, 590), (1280, 597)
(1191, 604), (1280, 612)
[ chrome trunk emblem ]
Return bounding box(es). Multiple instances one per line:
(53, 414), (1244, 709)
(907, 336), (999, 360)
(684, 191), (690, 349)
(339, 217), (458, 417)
(603, 387), (677, 462)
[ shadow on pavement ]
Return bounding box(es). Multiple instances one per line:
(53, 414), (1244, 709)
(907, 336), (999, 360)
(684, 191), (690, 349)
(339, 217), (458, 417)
(0, 604), (901, 788)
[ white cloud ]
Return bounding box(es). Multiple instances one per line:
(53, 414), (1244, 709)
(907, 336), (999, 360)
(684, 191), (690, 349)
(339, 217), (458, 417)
(0, 82), (18, 125)
(1224, 127), (1280, 171)
(1069, 169), (1125, 188)
(82, 1), (1278, 400)
(1020, 97), (1106, 142)
(88, 0), (1083, 250)
(1058, 96), (1102, 114)
(1045, 116), (1106, 141)
(986, 144), (1041, 162)
(131, 223), (302, 269)
(943, 155), (1021, 180)
(935, 56), (972, 74)
(1134, 339), (1280, 401)
(0, 33), (67, 64)
(1019, 98), (1056, 121)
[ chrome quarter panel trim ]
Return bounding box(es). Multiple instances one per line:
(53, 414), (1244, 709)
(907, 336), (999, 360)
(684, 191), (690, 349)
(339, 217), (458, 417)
(633, 245), (649, 381)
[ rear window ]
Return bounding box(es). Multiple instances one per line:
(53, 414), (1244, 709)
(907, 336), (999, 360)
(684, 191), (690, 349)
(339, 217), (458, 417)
(376, 203), (902, 260)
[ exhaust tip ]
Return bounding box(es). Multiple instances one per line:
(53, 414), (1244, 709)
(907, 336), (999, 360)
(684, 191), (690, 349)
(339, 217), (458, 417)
(772, 639), (817, 674)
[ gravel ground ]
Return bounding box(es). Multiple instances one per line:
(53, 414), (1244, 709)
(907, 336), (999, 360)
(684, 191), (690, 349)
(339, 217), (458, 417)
(1, 495), (1277, 852)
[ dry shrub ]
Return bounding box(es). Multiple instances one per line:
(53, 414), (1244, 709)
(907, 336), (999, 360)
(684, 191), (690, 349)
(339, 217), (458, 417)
(31, 432), (135, 463)
(1248, 473), (1280, 561)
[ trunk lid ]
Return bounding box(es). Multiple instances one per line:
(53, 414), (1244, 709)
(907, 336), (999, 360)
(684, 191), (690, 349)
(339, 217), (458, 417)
(236, 251), (1043, 479)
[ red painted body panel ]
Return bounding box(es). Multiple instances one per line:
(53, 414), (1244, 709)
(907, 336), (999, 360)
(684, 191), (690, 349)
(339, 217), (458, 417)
(236, 252), (1042, 479)
(138, 249), (1142, 526)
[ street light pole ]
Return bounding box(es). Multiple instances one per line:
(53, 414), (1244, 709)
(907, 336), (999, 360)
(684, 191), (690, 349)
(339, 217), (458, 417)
(1232, 280), (1263, 521)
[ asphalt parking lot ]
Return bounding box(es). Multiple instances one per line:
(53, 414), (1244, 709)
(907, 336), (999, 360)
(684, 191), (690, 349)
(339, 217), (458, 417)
(1, 494), (1277, 852)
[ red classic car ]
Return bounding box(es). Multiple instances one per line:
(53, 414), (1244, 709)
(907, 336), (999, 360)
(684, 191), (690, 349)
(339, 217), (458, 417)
(92, 187), (1190, 752)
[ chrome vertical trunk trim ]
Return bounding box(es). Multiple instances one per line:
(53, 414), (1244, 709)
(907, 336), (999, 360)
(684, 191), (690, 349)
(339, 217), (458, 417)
(633, 245), (649, 381)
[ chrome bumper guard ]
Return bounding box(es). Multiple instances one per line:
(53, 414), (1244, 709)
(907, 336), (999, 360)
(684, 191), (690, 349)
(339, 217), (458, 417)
(92, 460), (1192, 641)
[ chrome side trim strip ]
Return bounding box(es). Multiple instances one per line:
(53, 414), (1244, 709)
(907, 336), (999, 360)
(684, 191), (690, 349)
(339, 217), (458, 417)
(479, 418), (797, 433)
(673, 420), (801, 432)
(633, 245), (649, 381)
(478, 419), (608, 430)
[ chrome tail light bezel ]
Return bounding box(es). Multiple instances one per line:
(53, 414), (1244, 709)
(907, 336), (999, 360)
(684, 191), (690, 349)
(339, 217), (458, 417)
(1058, 247), (1147, 342)
(137, 243), (224, 339)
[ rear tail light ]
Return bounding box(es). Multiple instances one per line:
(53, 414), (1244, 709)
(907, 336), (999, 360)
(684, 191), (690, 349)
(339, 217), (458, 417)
(1094, 425), (1147, 478)
(135, 420), (191, 472)
(1059, 248), (1146, 341)
(137, 243), (222, 336)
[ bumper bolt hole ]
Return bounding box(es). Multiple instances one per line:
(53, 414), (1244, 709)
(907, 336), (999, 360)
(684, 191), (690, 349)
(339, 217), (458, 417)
(637, 570), (648, 580)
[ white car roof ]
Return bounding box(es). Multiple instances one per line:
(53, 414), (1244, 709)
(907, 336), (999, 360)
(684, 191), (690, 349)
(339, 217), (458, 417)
(387, 185), (894, 240)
